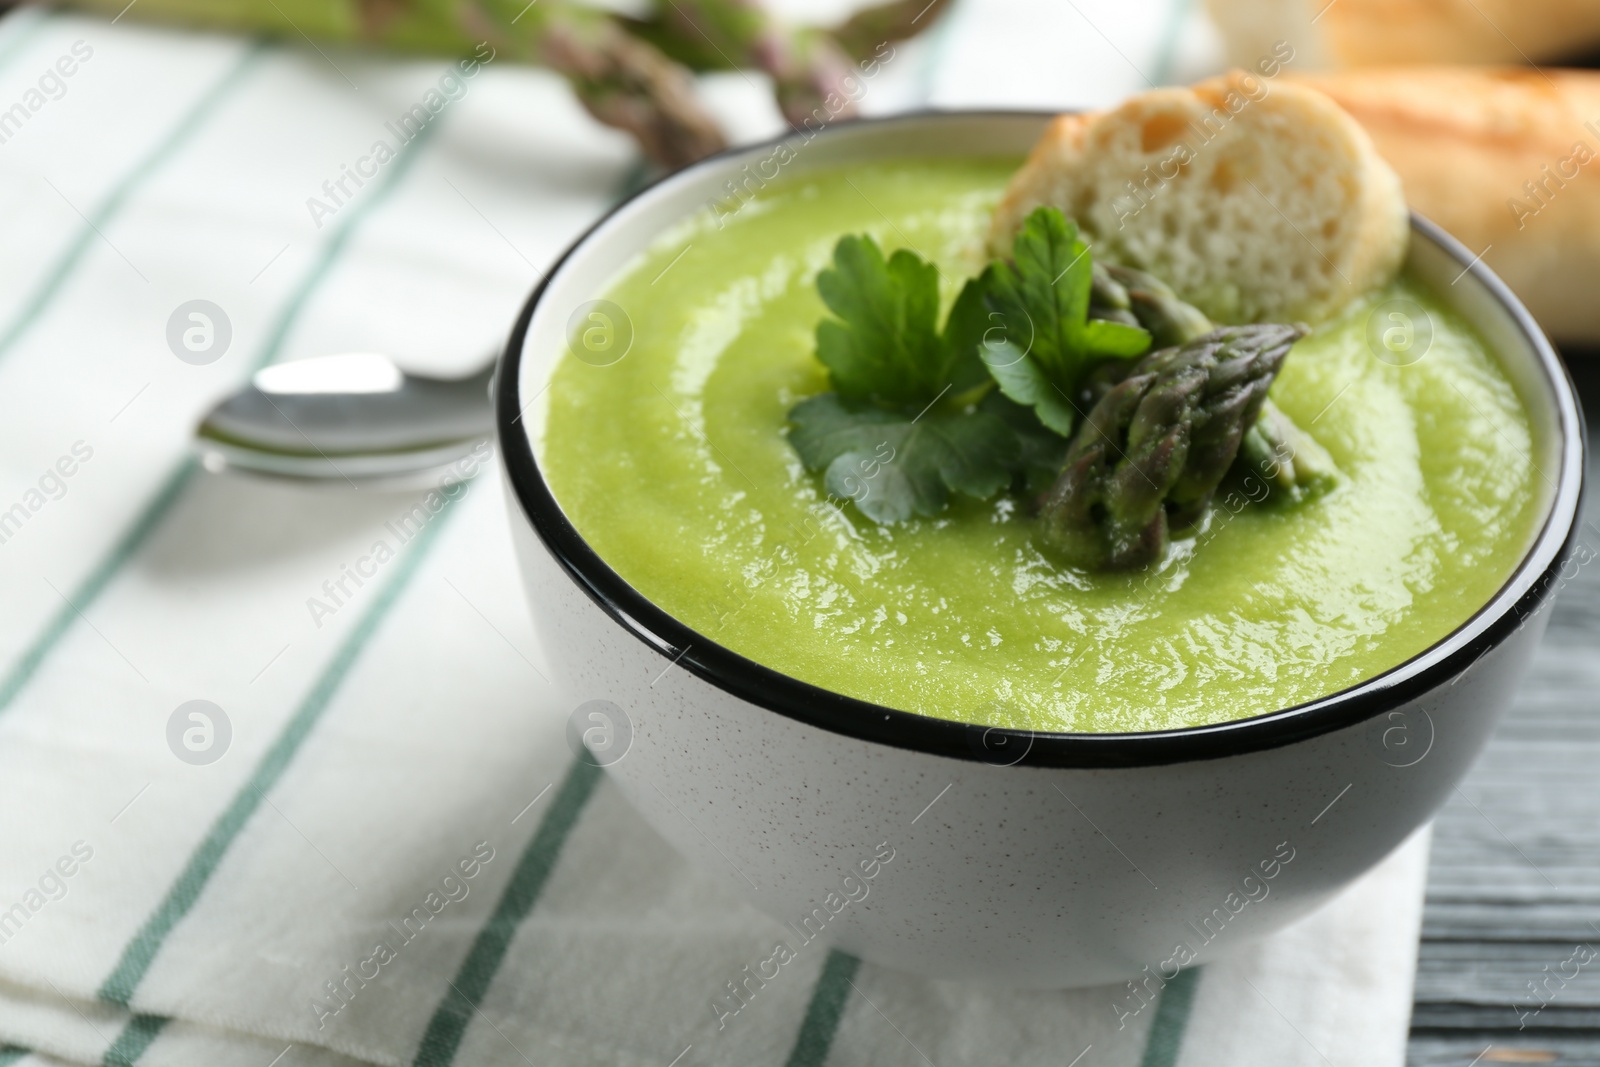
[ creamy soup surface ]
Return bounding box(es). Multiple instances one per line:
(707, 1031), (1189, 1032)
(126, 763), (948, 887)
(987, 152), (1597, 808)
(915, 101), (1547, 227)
(541, 160), (1541, 733)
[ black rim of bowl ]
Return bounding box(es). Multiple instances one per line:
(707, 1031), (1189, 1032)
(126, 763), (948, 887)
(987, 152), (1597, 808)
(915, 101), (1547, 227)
(496, 110), (1589, 769)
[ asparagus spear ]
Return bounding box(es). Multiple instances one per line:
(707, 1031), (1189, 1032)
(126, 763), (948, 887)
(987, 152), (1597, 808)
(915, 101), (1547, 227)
(44, 0), (727, 168)
(1088, 261), (1339, 500)
(829, 0), (954, 61)
(621, 0), (856, 131)
(1238, 397), (1340, 499)
(1037, 323), (1308, 571)
(1094, 263), (1217, 349)
(624, 0), (953, 70)
(43, 0), (950, 169)
(536, 7), (725, 170)
(561, 0), (954, 151)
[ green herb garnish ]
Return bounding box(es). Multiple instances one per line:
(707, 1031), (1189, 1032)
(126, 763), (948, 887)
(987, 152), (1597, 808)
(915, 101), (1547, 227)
(982, 208), (1151, 435)
(813, 235), (991, 406)
(788, 394), (1016, 523)
(784, 205), (1328, 556)
(788, 207), (1147, 523)
(785, 232), (1020, 523)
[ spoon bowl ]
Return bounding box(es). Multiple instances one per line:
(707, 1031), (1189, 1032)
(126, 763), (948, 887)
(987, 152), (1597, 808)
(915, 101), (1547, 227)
(194, 352), (494, 487)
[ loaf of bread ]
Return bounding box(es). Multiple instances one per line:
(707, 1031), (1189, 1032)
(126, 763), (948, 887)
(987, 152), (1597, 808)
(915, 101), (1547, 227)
(1295, 66), (1600, 342)
(989, 71), (1408, 326)
(1205, 0), (1600, 68)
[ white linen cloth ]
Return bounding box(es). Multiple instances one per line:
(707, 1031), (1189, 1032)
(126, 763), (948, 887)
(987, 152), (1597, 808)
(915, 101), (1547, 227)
(0, 3), (1432, 1065)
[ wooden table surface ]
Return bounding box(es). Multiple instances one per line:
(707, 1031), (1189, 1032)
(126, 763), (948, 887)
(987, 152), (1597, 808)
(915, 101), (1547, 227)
(1408, 354), (1600, 1065)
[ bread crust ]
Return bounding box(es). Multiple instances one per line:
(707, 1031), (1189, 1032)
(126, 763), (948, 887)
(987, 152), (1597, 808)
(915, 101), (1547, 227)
(1206, 0), (1600, 68)
(990, 72), (1408, 325)
(1297, 66), (1600, 341)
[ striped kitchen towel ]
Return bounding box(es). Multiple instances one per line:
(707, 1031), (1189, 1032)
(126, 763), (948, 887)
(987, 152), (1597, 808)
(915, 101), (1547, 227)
(0, 3), (1431, 1066)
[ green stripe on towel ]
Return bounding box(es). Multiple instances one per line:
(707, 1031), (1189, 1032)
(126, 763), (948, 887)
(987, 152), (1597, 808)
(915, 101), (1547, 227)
(101, 1014), (169, 1067)
(1138, 966), (1202, 1067)
(97, 498), (461, 1007)
(0, 1043), (30, 1067)
(0, 108), (446, 721)
(783, 953), (1200, 1067)
(783, 950), (861, 1067)
(412, 759), (604, 1067)
(240, 115), (441, 381)
(0, 43), (267, 361)
(403, 153), (638, 1067)
(0, 457), (198, 713)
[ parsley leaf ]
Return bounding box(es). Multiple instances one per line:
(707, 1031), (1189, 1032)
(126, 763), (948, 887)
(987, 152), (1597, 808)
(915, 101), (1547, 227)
(981, 342), (1081, 436)
(983, 208), (1150, 434)
(979, 391), (1071, 493)
(789, 212), (1157, 525)
(788, 394), (1018, 523)
(814, 234), (987, 406)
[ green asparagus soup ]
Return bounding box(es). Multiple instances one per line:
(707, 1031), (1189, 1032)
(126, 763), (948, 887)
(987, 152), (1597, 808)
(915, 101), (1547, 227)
(541, 160), (1541, 733)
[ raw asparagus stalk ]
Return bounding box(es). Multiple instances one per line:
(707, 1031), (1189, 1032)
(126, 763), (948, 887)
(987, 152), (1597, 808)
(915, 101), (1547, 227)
(1038, 323), (1307, 571)
(534, 7), (725, 169)
(6, 1), (724, 167)
(47, 0), (949, 167)
(625, 0), (954, 70)
(620, 0), (857, 130)
(828, 0), (954, 61)
(47, 0), (521, 61)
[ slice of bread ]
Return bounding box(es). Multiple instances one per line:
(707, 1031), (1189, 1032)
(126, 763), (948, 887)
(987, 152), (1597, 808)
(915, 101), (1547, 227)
(988, 71), (1409, 325)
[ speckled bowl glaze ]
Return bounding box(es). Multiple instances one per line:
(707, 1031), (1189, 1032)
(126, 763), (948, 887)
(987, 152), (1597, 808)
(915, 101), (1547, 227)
(496, 112), (1587, 988)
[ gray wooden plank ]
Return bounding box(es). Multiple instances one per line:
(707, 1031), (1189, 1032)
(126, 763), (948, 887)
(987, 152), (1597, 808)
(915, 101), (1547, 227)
(1411, 1035), (1600, 1066)
(1408, 354), (1600, 1064)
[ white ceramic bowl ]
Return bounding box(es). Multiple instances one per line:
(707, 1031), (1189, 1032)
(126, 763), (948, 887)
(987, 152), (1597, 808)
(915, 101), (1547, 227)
(496, 113), (1587, 987)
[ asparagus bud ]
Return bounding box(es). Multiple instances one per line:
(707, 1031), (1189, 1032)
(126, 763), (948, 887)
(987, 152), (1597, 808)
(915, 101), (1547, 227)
(829, 0), (956, 61)
(764, 29), (860, 131)
(1038, 324), (1308, 570)
(538, 8), (726, 169)
(1090, 261), (1132, 312)
(1088, 305), (1142, 330)
(1086, 264), (1339, 510)
(1099, 263), (1216, 348)
(627, 0), (861, 131)
(1238, 397), (1339, 500)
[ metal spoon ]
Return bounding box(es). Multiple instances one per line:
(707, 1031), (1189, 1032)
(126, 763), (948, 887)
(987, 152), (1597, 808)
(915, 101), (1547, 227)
(195, 352), (494, 486)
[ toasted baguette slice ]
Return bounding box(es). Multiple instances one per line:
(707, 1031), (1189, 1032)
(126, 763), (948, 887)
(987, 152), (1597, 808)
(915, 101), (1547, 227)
(1206, 0), (1600, 69)
(1295, 67), (1600, 343)
(988, 72), (1409, 325)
